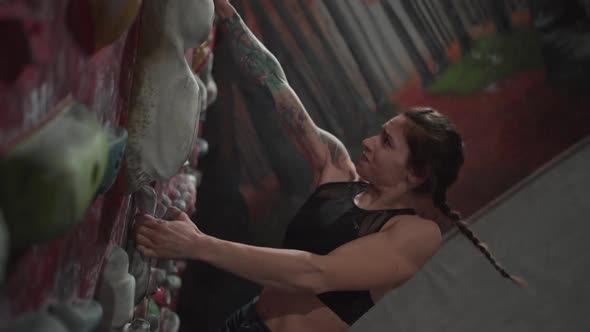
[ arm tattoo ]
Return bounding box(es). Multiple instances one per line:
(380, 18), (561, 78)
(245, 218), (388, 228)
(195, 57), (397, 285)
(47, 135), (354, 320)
(220, 9), (355, 180)
(318, 130), (354, 177)
(221, 13), (286, 90)
(319, 131), (356, 181)
(276, 93), (309, 137)
(276, 97), (323, 166)
(319, 131), (344, 165)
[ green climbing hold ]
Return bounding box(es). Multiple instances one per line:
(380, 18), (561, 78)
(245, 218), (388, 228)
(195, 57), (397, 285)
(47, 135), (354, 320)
(0, 98), (108, 249)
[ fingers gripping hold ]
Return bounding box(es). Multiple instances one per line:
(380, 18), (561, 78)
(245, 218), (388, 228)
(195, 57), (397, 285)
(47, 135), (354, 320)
(162, 206), (191, 222)
(137, 244), (156, 257)
(133, 213), (162, 257)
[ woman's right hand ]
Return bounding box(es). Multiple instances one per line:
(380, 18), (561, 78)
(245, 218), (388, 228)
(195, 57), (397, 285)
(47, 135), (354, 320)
(213, 0), (234, 19)
(134, 207), (207, 260)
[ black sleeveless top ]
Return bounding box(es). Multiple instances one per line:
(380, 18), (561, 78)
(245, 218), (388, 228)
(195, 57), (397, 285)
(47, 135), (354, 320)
(282, 182), (416, 325)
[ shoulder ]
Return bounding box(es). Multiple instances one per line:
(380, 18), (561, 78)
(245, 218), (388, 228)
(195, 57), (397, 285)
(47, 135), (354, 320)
(383, 214), (442, 242)
(381, 215), (442, 263)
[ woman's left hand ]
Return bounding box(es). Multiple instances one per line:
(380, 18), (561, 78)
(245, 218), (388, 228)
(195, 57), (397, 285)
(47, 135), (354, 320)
(134, 207), (204, 259)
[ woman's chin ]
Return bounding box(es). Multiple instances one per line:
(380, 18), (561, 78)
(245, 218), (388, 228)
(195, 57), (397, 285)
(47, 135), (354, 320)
(354, 166), (368, 182)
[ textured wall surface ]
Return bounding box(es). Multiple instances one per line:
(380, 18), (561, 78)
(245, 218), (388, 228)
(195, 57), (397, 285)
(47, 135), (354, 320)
(0, 0), (138, 315)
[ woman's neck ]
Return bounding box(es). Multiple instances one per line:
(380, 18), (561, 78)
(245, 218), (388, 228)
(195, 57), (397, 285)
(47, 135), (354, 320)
(355, 183), (421, 211)
(356, 183), (452, 230)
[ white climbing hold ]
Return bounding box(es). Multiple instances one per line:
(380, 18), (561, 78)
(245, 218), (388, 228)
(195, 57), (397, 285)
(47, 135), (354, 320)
(164, 275), (182, 292)
(95, 246), (136, 331)
(159, 308), (180, 332)
(123, 0), (214, 194)
(123, 318), (151, 332)
(47, 299), (103, 332)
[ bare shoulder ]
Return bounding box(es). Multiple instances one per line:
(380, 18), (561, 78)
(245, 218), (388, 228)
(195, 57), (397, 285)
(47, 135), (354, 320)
(383, 214), (442, 243)
(382, 215), (442, 263)
(316, 129), (359, 185)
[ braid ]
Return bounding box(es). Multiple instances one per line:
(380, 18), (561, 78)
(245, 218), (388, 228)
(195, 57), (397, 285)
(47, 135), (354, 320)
(434, 188), (527, 288)
(401, 107), (526, 287)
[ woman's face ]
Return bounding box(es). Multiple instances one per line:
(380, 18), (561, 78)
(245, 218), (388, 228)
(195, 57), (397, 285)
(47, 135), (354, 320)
(356, 115), (414, 188)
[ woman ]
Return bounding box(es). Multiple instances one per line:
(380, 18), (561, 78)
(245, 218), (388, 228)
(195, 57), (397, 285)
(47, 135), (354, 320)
(134, 1), (524, 331)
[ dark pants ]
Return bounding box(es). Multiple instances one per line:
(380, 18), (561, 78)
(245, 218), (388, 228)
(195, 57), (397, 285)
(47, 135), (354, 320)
(217, 297), (271, 332)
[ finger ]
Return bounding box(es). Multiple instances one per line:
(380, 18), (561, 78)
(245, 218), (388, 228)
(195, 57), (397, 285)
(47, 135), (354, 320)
(139, 213), (162, 222)
(163, 207), (192, 223)
(137, 244), (157, 258)
(136, 233), (156, 248)
(167, 207), (193, 223)
(177, 211), (192, 223)
(155, 203), (167, 218)
(134, 214), (162, 230)
(162, 207), (183, 221)
(136, 225), (159, 241)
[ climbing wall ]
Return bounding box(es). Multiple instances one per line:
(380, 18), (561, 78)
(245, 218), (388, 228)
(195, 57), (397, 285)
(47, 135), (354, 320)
(0, 0), (138, 312)
(0, 0), (213, 330)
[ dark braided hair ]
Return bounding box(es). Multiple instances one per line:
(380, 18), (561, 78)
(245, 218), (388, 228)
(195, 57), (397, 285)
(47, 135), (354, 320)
(401, 107), (526, 287)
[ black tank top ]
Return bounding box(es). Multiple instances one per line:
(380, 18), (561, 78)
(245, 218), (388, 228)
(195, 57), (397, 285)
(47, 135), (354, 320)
(282, 182), (416, 325)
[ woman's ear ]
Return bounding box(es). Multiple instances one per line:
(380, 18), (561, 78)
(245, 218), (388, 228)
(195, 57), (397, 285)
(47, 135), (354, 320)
(406, 167), (429, 189)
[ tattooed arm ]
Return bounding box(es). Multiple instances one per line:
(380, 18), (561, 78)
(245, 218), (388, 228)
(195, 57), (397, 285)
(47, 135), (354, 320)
(215, 1), (357, 182)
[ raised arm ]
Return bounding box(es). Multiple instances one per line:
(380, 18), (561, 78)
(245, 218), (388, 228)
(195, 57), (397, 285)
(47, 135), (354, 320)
(214, 1), (356, 182)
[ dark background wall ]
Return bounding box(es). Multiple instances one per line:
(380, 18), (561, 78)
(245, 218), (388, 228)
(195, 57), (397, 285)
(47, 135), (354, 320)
(179, 1), (590, 330)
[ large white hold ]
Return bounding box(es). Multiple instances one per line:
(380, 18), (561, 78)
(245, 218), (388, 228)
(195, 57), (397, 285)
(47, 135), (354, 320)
(124, 0), (214, 194)
(47, 299), (104, 332)
(95, 246), (136, 331)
